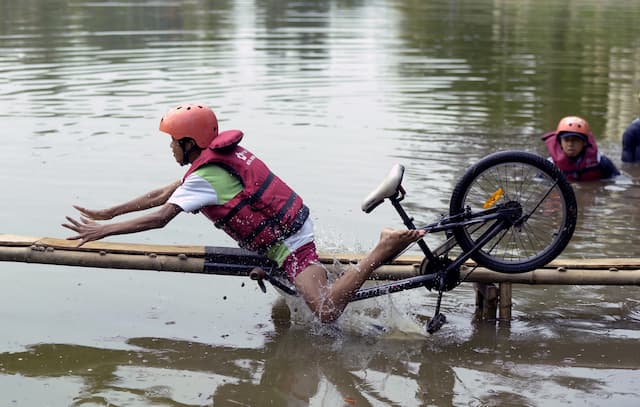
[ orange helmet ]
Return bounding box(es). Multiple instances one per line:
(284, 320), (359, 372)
(159, 103), (218, 148)
(556, 116), (590, 137)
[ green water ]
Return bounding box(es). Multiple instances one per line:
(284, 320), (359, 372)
(1, 1), (640, 405)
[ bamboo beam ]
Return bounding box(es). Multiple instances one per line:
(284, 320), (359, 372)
(0, 246), (206, 273)
(0, 245), (420, 278)
(460, 267), (640, 285)
(2, 234), (640, 285)
(0, 234), (422, 278)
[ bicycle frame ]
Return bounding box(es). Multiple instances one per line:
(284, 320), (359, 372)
(230, 152), (575, 333)
(242, 189), (522, 303)
(350, 191), (519, 302)
(236, 187), (522, 333)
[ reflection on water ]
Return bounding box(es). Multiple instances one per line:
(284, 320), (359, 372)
(2, 295), (640, 406)
(3, 269), (640, 405)
(2, 0), (640, 405)
(570, 176), (640, 258)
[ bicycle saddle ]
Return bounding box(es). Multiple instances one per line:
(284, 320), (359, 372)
(361, 164), (405, 213)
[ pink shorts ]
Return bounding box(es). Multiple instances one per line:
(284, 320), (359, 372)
(282, 241), (320, 281)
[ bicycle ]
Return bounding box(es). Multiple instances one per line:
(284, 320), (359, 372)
(227, 151), (577, 333)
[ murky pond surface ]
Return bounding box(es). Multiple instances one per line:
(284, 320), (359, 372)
(2, 0), (640, 405)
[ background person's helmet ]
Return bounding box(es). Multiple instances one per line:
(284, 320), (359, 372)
(556, 116), (590, 140)
(159, 104), (218, 148)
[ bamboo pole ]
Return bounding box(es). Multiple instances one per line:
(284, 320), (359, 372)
(460, 267), (640, 285)
(0, 245), (420, 277)
(2, 234), (640, 285)
(0, 234), (422, 278)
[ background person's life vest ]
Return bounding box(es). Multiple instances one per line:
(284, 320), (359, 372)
(184, 130), (309, 253)
(542, 131), (604, 181)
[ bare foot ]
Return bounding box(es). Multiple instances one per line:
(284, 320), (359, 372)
(294, 227), (426, 323)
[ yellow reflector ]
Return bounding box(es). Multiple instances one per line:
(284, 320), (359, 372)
(483, 187), (504, 209)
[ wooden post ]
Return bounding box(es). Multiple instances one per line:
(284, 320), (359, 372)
(474, 282), (512, 323)
(498, 282), (512, 322)
(474, 282), (498, 321)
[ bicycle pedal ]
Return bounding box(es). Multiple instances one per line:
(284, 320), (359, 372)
(426, 313), (447, 334)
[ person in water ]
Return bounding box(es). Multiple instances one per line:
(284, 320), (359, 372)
(621, 92), (640, 163)
(541, 115), (620, 181)
(62, 103), (424, 323)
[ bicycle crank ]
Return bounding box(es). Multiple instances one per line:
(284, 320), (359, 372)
(419, 256), (460, 292)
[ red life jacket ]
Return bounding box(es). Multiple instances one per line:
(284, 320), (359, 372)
(184, 130), (309, 253)
(541, 131), (603, 182)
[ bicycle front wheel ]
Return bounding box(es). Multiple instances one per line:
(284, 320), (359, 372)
(449, 151), (577, 273)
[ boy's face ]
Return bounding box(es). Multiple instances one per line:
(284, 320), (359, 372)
(560, 135), (586, 158)
(170, 138), (188, 165)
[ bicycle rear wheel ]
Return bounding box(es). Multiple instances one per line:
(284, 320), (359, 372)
(449, 151), (577, 273)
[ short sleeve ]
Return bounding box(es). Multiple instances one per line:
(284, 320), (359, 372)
(167, 174), (219, 213)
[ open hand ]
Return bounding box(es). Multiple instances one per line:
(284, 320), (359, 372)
(62, 215), (106, 246)
(72, 205), (113, 221)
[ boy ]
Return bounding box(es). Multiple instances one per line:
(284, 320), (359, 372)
(541, 116), (619, 181)
(63, 103), (424, 323)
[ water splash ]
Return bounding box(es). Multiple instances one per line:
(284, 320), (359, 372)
(279, 262), (428, 338)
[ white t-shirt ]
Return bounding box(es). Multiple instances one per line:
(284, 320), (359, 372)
(168, 164), (314, 265)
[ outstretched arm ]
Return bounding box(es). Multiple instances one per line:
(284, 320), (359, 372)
(62, 203), (183, 246)
(72, 180), (182, 220)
